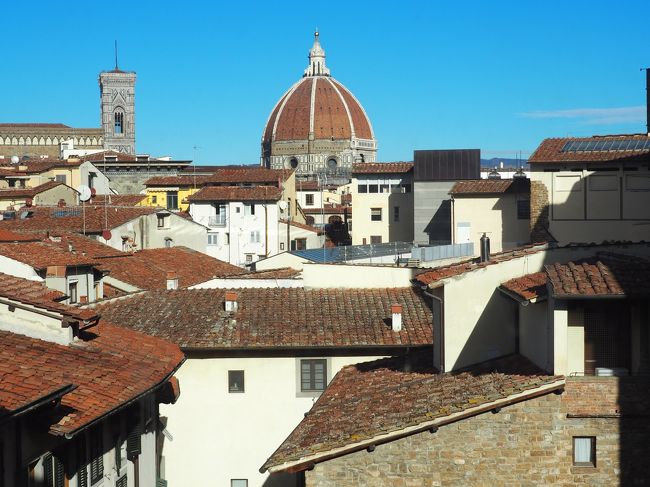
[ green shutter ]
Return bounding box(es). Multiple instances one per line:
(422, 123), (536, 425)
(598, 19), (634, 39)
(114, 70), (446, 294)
(77, 465), (88, 487)
(54, 457), (65, 487)
(43, 454), (53, 487)
(116, 474), (128, 487)
(126, 428), (141, 459)
(89, 455), (103, 484)
(156, 479), (168, 487)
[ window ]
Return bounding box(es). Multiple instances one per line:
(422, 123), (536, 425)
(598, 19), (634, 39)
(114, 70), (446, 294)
(121, 237), (129, 251)
(371, 235), (382, 244)
(231, 481), (248, 487)
(394, 206), (400, 222)
(371, 208), (382, 221)
(245, 254), (254, 263)
(573, 437), (596, 467)
(358, 184), (368, 193)
(207, 233), (218, 246)
(43, 453), (65, 487)
(402, 184), (412, 193)
(166, 191), (178, 210)
(164, 238), (173, 248)
(90, 430), (104, 484)
(68, 281), (78, 304)
(236, 207), (241, 213)
(368, 184), (379, 193)
(55, 174), (66, 184)
(116, 475), (127, 487)
(300, 359), (327, 392)
(151, 195), (157, 205)
(380, 184), (389, 193)
(289, 157), (298, 169)
(114, 110), (124, 135)
(295, 238), (307, 250)
(157, 214), (169, 228)
(517, 199), (530, 220)
(305, 194), (314, 206)
(250, 231), (261, 244)
(225, 233), (230, 244)
(228, 370), (245, 393)
(245, 204), (255, 216)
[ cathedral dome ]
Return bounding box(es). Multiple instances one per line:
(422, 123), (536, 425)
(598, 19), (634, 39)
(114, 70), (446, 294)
(261, 32), (377, 175)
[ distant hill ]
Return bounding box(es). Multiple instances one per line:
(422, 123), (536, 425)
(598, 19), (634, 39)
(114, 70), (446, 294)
(481, 157), (529, 169)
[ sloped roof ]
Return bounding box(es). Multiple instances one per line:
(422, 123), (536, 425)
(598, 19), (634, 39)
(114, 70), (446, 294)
(91, 194), (148, 206)
(0, 240), (98, 270)
(0, 181), (73, 199)
(528, 135), (650, 164)
(97, 247), (245, 290)
(352, 162), (413, 174)
(94, 287), (433, 350)
(450, 178), (530, 195)
(261, 351), (563, 472)
(188, 185), (283, 202)
(0, 321), (183, 436)
(145, 168), (291, 187)
(0, 273), (97, 321)
(499, 272), (548, 302)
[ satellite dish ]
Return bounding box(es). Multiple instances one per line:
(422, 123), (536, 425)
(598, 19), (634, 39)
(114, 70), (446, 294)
(278, 201), (288, 211)
(77, 185), (92, 202)
(10, 155), (19, 164)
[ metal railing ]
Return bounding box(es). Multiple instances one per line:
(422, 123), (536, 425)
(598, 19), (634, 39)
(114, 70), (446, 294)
(410, 242), (474, 263)
(208, 215), (227, 227)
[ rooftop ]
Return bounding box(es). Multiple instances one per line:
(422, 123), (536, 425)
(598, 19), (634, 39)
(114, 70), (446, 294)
(93, 287), (433, 350)
(146, 168), (292, 187)
(0, 181), (72, 199)
(188, 185), (283, 202)
(450, 178), (530, 195)
(352, 162), (414, 174)
(528, 135), (650, 164)
(262, 351), (563, 473)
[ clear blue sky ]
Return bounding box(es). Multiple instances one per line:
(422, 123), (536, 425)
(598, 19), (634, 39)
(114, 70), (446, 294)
(2, 0), (648, 164)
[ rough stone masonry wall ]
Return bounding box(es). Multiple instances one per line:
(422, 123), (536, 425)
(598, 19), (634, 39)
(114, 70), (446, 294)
(306, 378), (650, 487)
(530, 179), (552, 243)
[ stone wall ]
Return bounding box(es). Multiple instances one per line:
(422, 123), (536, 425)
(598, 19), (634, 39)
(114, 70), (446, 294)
(530, 179), (551, 242)
(305, 378), (650, 486)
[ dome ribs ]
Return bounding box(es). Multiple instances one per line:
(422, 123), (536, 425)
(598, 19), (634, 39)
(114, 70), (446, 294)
(330, 79), (373, 140)
(274, 79), (313, 141)
(314, 78), (351, 140)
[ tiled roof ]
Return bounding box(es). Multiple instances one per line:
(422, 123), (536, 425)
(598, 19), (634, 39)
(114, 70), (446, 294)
(91, 194), (147, 206)
(0, 321), (183, 436)
(97, 247), (245, 290)
(279, 219), (323, 234)
(0, 240), (98, 270)
(0, 273), (97, 321)
(146, 168), (291, 187)
(0, 229), (40, 242)
(414, 244), (547, 286)
(450, 178), (530, 195)
(352, 162), (414, 174)
(528, 135), (650, 164)
(500, 272), (548, 302)
(188, 185), (283, 202)
(296, 181), (340, 191)
(94, 287), (433, 350)
(0, 374), (74, 419)
(0, 181), (70, 199)
(0, 205), (159, 233)
(261, 351), (563, 472)
(1, 159), (83, 174)
(78, 151), (141, 162)
(234, 267), (302, 280)
(546, 252), (650, 298)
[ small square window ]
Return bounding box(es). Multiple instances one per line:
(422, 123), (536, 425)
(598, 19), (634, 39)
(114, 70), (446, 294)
(305, 194), (314, 206)
(358, 184), (368, 193)
(228, 370), (245, 393)
(573, 436), (596, 467)
(370, 235), (382, 244)
(231, 480), (248, 487)
(208, 233), (218, 246)
(371, 208), (382, 221)
(151, 195), (157, 205)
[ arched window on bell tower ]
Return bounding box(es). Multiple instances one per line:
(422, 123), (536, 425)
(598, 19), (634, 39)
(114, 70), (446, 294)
(114, 109), (124, 135)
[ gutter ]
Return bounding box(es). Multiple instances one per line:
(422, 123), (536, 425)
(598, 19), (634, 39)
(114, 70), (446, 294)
(0, 384), (77, 425)
(262, 379), (565, 474)
(55, 356), (186, 439)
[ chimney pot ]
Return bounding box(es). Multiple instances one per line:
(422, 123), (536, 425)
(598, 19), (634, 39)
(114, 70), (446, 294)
(225, 291), (238, 312)
(166, 271), (179, 290)
(391, 303), (403, 332)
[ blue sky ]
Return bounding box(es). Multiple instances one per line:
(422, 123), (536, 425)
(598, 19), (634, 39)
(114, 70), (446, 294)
(2, 0), (648, 164)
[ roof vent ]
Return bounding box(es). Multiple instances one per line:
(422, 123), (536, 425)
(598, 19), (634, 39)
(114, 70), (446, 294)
(391, 303), (403, 332)
(225, 291), (238, 312)
(166, 271), (179, 290)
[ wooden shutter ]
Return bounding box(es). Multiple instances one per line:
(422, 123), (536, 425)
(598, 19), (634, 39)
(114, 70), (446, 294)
(116, 474), (128, 487)
(43, 454), (54, 487)
(89, 455), (103, 484)
(127, 427), (141, 460)
(54, 457), (65, 487)
(77, 465), (88, 487)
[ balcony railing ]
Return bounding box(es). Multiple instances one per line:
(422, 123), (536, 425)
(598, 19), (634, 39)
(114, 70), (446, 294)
(208, 215), (227, 227)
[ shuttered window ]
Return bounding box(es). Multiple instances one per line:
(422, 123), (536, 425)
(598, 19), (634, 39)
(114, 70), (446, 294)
(116, 475), (128, 487)
(43, 454), (65, 487)
(301, 359), (327, 392)
(90, 430), (103, 484)
(127, 426), (142, 460)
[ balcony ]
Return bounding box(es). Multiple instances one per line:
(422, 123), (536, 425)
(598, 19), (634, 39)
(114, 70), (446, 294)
(208, 215), (227, 227)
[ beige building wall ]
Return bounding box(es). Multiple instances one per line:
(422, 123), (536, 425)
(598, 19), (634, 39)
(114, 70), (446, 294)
(530, 166), (650, 244)
(350, 191), (413, 245)
(302, 263), (416, 289)
(452, 194), (529, 253)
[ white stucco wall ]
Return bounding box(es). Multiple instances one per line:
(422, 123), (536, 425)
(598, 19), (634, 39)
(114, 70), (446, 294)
(254, 252), (309, 271)
(189, 278), (303, 289)
(160, 355), (384, 487)
(302, 263), (416, 289)
(0, 256), (42, 281)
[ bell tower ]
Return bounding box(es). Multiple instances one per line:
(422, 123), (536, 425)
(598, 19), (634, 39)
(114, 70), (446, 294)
(99, 48), (136, 154)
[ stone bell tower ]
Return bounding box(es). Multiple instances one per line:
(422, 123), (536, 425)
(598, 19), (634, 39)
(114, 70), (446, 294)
(99, 50), (136, 154)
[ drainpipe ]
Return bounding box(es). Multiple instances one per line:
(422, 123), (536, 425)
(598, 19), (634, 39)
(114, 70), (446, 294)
(423, 288), (445, 373)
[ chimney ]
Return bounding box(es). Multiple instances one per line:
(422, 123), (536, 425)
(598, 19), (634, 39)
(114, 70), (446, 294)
(480, 233), (491, 263)
(166, 271), (179, 290)
(391, 304), (403, 332)
(225, 291), (238, 312)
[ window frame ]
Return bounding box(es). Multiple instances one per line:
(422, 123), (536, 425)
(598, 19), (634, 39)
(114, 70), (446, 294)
(370, 208), (382, 222)
(68, 281), (78, 304)
(305, 193), (314, 206)
(572, 436), (596, 468)
(166, 191), (179, 211)
(207, 233), (219, 246)
(393, 205), (400, 222)
(297, 358), (329, 396)
(516, 198), (530, 220)
(231, 480), (248, 487)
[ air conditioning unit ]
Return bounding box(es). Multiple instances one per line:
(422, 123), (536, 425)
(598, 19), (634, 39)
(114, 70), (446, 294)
(595, 367), (629, 377)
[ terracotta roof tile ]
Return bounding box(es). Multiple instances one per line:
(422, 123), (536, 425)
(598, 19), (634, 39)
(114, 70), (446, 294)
(91, 194), (147, 206)
(262, 351), (563, 471)
(0, 321), (183, 436)
(188, 185), (282, 202)
(145, 168), (291, 187)
(0, 181), (70, 199)
(233, 267), (302, 280)
(545, 252), (650, 298)
(279, 219), (323, 234)
(0, 241), (98, 269)
(352, 162), (413, 174)
(529, 135), (650, 164)
(0, 229), (40, 242)
(450, 178), (530, 195)
(302, 203), (350, 215)
(94, 287), (433, 350)
(0, 272), (97, 321)
(96, 247), (245, 290)
(500, 272), (548, 301)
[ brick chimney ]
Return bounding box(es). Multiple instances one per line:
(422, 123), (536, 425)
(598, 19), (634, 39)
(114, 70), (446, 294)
(391, 304), (403, 332)
(166, 271), (179, 290)
(225, 291), (238, 312)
